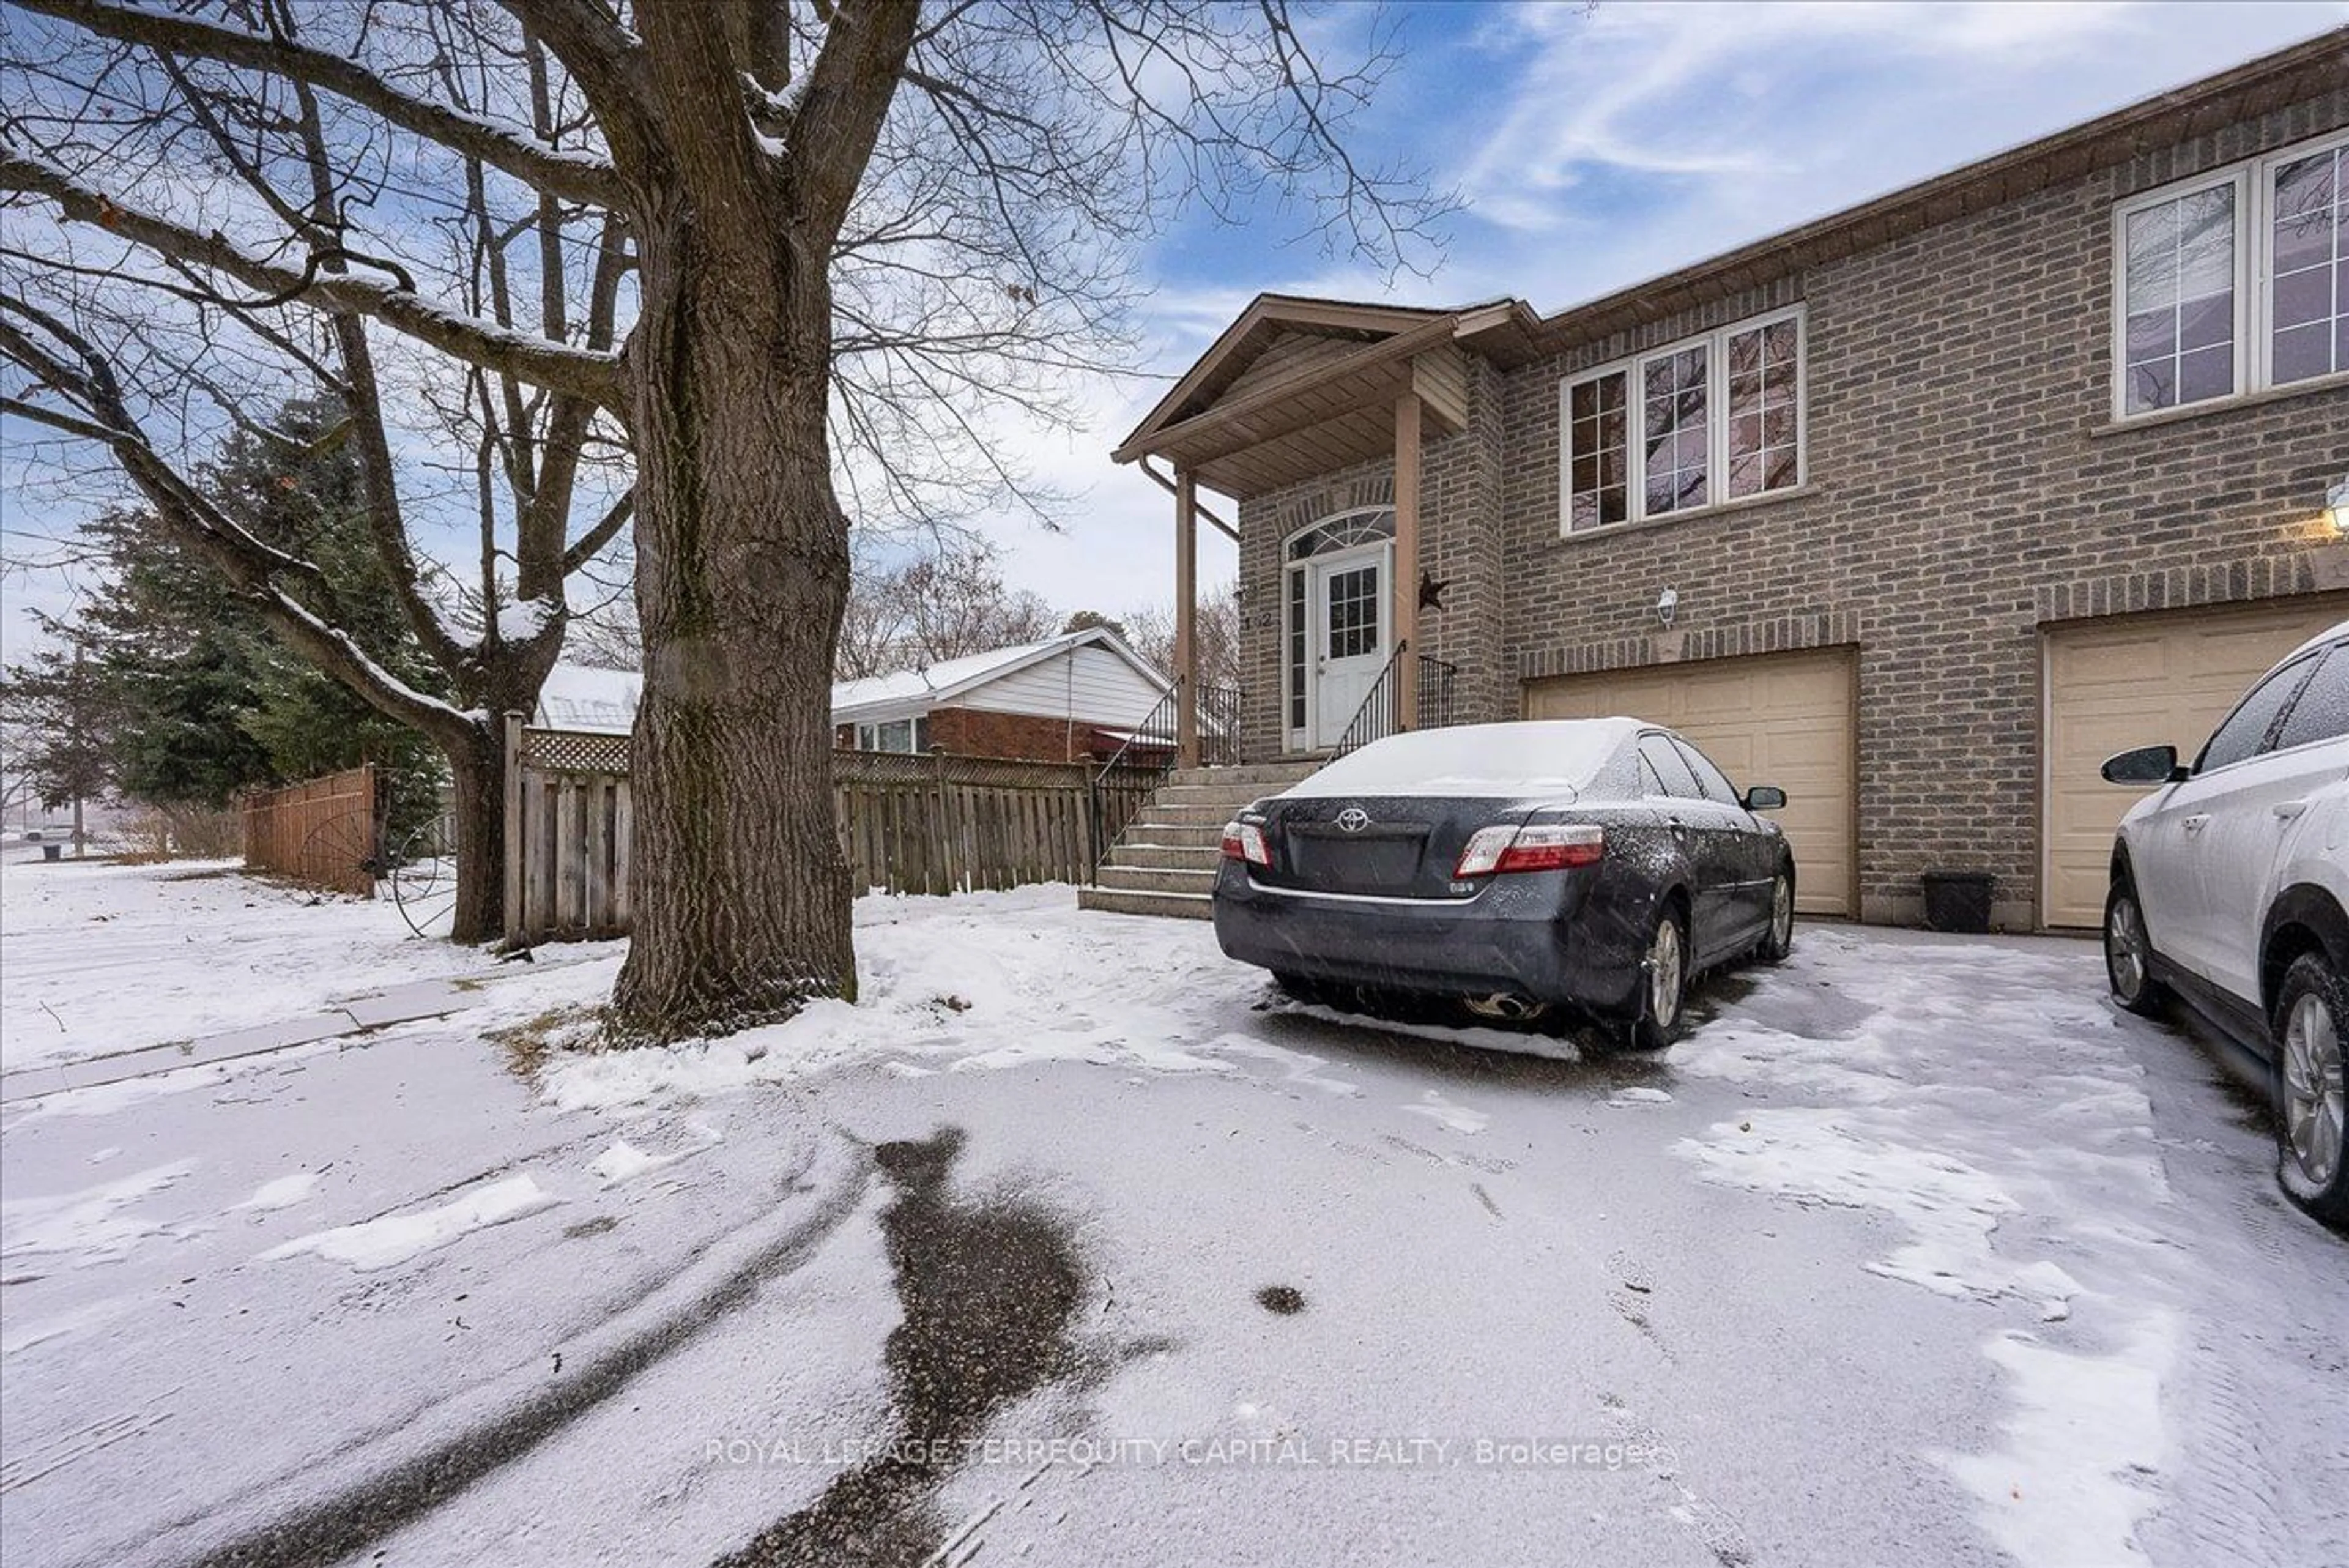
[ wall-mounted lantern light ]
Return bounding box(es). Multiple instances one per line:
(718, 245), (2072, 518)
(2328, 474), (2348, 538)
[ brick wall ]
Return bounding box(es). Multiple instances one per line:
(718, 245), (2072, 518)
(923, 706), (1099, 764)
(1236, 84), (2349, 927)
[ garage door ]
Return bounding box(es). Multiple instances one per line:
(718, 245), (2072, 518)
(2043, 596), (2348, 929)
(1524, 648), (1856, 916)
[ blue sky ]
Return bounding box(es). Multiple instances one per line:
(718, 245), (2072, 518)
(5, 1), (2345, 658)
(998, 0), (2349, 622)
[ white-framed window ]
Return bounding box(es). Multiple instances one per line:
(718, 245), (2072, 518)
(855, 716), (929, 753)
(1560, 307), (1805, 535)
(2113, 128), (2349, 420)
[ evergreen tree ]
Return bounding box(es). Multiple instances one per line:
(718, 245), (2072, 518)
(2, 398), (447, 843)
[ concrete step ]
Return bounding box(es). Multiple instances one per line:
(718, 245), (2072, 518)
(1167, 761), (1323, 789)
(1113, 823), (1225, 850)
(1127, 800), (1247, 822)
(1093, 864), (1219, 897)
(1151, 781), (1296, 808)
(1108, 844), (1222, 872)
(1078, 885), (1214, 921)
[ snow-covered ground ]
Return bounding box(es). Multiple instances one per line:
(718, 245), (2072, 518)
(0, 853), (496, 1072)
(1, 860), (2343, 1567)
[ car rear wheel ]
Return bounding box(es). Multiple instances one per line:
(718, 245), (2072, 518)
(1625, 907), (1688, 1052)
(1755, 869), (1795, 964)
(2273, 953), (2348, 1228)
(2102, 875), (2167, 1017)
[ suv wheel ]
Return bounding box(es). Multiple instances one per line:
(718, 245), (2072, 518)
(2103, 874), (2167, 1017)
(2273, 953), (2348, 1228)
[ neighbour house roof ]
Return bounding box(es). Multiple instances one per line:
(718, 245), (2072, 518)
(1115, 29), (2348, 501)
(531, 628), (1172, 735)
(829, 627), (1170, 724)
(534, 661), (642, 735)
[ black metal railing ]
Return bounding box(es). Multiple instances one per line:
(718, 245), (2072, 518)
(1088, 684), (1179, 880)
(1334, 644), (1462, 758)
(1198, 679), (1244, 768)
(1085, 678), (1253, 881)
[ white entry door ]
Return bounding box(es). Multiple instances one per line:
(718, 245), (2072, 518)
(1309, 547), (1387, 749)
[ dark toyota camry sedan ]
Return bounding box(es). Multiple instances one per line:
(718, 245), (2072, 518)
(1212, 719), (1796, 1048)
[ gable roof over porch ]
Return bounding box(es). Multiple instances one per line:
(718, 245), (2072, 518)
(1110, 293), (1542, 500)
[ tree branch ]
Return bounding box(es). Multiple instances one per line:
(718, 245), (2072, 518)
(789, 0), (921, 248)
(10, 0), (625, 207)
(561, 485), (633, 574)
(1, 150), (626, 411)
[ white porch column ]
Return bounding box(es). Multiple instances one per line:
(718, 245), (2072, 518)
(1174, 467), (1200, 768)
(1392, 392), (1423, 732)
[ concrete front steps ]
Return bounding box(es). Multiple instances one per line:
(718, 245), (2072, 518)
(1077, 759), (1323, 921)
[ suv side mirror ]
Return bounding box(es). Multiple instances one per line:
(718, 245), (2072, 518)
(2100, 745), (2185, 786)
(1743, 785), (1787, 811)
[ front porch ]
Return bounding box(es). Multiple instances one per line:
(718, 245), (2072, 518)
(1078, 295), (1541, 920)
(1110, 294), (1539, 767)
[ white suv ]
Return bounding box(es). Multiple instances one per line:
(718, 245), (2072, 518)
(2101, 618), (2348, 1227)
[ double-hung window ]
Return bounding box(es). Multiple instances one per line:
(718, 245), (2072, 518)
(2113, 130), (2348, 419)
(1561, 308), (1804, 535)
(856, 716), (929, 753)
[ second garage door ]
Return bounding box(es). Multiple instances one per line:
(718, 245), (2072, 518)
(1524, 648), (1857, 916)
(2042, 595), (2348, 929)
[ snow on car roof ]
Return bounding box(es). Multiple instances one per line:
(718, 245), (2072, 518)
(1282, 718), (1643, 800)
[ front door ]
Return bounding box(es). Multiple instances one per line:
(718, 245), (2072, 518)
(1309, 549), (1387, 749)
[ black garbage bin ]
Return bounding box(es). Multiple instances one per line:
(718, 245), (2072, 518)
(1920, 871), (1994, 934)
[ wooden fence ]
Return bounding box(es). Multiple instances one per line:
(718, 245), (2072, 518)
(503, 717), (1162, 946)
(504, 721), (633, 946)
(242, 765), (377, 897)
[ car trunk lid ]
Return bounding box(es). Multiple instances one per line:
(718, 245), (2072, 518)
(1251, 796), (1538, 899)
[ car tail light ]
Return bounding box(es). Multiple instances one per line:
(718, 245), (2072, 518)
(1220, 820), (1271, 868)
(1455, 823), (1604, 877)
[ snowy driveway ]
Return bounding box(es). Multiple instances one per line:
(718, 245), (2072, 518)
(1, 862), (2343, 1568)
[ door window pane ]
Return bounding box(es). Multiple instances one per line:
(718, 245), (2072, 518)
(2270, 146), (2345, 385)
(1638, 735), (1702, 798)
(1673, 740), (1742, 806)
(2274, 647), (2349, 751)
(2122, 182), (2237, 414)
(2199, 656), (2318, 771)
(1325, 565), (1380, 661)
(1287, 571), (1307, 730)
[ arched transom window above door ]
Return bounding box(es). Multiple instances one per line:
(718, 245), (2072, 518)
(1285, 507), (1395, 562)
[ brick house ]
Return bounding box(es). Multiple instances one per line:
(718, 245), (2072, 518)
(828, 628), (1171, 764)
(1106, 32), (2348, 930)
(536, 628), (1173, 765)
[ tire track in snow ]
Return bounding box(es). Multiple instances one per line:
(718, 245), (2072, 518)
(146, 1132), (870, 1568)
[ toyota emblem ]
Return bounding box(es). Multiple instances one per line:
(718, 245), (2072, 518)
(1335, 807), (1372, 833)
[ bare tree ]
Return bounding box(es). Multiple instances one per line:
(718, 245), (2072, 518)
(1127, 581), (1242, 693)
(1, 4), (633, 941)
(3, 0), (1445, 1039)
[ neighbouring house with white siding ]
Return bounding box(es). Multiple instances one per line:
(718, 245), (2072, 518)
(532, 628), (1173, 764)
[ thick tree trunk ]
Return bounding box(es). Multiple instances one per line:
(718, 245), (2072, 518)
(611, 204), (856, 1039)
(443, 732), (504, 946)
